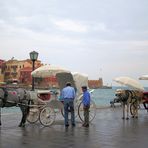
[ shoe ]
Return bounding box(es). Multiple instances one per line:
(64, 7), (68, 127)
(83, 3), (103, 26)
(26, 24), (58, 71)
(72, 124), (75, 127)
(65, 124), (69, 127)
(84, 124), (89, 127)
(82, 123), (86, 126)
(82, 123), (89, 127)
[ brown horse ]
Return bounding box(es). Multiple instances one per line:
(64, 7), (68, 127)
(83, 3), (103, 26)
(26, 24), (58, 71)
(0, 87), (31, 127)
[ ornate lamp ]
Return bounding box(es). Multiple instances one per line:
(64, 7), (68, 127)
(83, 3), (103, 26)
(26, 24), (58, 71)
(29, 51), (38, 91)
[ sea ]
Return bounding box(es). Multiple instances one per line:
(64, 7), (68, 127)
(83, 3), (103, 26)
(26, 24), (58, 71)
(1, 86), (148, 114)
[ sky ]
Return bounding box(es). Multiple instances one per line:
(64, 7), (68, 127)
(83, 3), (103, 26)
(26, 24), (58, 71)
(0, 0), (148, 86)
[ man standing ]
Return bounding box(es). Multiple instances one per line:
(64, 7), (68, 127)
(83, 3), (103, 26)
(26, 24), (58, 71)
(61, 82), (76, 127)
(81, 86), (90, 127)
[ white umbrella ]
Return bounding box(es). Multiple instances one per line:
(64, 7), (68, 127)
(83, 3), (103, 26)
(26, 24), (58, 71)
(139, 75), (148, 80)
(31, 64), (71, 78)
(113, 76), (144, 91)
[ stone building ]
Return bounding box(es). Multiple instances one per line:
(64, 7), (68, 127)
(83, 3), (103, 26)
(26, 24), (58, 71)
(88, 78), (103, 89)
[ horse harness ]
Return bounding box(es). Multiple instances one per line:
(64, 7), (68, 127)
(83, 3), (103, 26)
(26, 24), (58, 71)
(0, 88), (27, 107)
(117, 90), (137, 104)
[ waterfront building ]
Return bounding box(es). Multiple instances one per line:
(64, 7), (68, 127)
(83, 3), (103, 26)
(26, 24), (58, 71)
(20, 67), (58, 88)
(19, 67), (32, 85)
(1, 57), (59, 88)
(3, 58), (42, 83)
(0, 59), (5, 82)
(35, 76), (58, 89)
(88, 78), (103, 89)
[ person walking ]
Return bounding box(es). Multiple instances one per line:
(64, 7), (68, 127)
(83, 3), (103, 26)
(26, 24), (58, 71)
(61, 82), (76, 127)
(81, 86), (90, 127)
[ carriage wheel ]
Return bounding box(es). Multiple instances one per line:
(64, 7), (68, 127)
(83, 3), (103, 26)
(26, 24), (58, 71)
(78, 100), (96, 122)
(27, 107), (39, 124)
(39, 106), (55, 126)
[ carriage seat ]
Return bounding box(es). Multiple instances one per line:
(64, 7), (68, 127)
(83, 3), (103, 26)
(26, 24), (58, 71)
(37, 90), (51, 101)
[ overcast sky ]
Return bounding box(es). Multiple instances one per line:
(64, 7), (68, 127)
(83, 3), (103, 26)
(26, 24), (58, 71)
(0, 0), (148, 86)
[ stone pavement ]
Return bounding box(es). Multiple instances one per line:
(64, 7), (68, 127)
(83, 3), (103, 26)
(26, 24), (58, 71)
(0, 107), (148, 148)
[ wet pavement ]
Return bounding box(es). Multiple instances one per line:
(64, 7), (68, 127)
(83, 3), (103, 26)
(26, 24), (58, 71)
(0, 107), (148, 148)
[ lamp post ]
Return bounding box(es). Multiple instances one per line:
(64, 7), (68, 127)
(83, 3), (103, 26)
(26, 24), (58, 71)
(29, 51), (38, 91)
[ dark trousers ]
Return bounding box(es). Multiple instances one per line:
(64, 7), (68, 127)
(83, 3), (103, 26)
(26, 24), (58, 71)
(83, 106), (90, 125)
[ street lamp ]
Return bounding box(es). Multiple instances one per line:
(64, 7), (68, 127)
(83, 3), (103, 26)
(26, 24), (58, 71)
(29, 51), (38, 91)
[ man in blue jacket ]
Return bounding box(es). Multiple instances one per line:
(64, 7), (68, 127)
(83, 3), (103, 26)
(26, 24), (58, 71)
(61, 82), (76, 127)
(81, 86), (90, 127)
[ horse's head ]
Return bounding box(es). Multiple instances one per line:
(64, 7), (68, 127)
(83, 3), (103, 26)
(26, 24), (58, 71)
(15, 88), (31, 101)
(115, 89), (123, 97)
(115, 89), (129, 102)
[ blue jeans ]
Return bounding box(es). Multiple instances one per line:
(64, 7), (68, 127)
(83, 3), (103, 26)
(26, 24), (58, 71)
(64, 99), (75, 125)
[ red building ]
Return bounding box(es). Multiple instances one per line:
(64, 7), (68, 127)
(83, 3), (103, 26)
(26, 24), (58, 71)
(41, 76), (58, 88)
(20, 67), (32, 85)
(0, 59), (5, 70)
(0, 59), (5, 82)
(20, 67), (58, 88)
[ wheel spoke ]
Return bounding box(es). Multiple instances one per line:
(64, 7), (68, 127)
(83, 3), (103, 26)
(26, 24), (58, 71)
(39, 106), (55, 126)
(78, 100), (96, 122)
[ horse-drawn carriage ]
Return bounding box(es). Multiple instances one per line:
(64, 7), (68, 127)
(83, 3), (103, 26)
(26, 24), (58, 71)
(26, 72), (96, 126)
(113, 88), (148, 120)
(0, 72), (96, 127)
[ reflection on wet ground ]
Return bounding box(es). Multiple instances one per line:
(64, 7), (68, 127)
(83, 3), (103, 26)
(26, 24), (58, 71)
(0, 108), (148, 148)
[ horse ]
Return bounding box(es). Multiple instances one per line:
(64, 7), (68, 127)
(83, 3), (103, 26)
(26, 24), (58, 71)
(115, 89), (142, 119)
(0, 87), (31, 127)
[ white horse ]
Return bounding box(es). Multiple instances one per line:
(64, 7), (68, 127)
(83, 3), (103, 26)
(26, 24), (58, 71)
(115, 89), (142, 119)
(0, 87), (31, 127)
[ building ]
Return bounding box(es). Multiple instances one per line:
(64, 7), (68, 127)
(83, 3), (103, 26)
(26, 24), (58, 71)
(20, 67), (32, 85)
(20, 67), (58, 87)
(88, 78), (103, 89)
(1, 58), (59, 88)
(3, 58), (42, 83)
(0, 59), (5, 82)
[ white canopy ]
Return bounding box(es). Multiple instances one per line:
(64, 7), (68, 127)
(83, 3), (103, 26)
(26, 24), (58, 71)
(113, 76), (144, 91)
(72, 72), (88, 96)
(31, 64), (71, 78)
(139, 75), (148, 80)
